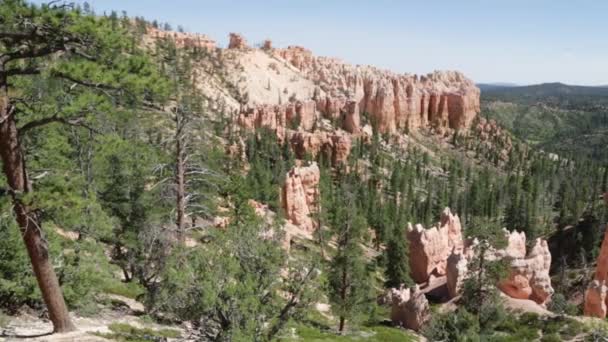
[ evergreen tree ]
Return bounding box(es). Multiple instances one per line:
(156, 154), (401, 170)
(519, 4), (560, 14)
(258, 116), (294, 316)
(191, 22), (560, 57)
(327, 181), (374, 334)
(384, 225), (413, 288)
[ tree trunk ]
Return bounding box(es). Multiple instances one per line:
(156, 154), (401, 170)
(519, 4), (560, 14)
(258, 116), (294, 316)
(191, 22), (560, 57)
(0, 92), (75, 333)
(175, 125), (186, 244)
(338, 316), (345, 334)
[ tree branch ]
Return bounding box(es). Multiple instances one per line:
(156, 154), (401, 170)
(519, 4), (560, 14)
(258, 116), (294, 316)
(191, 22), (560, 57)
(19, 114), (100, 135)
(4, 66), (41, 77)
(52, 72), (121, 92)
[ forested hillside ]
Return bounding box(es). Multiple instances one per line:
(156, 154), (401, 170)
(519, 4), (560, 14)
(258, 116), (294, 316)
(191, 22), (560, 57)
(482, 83), (608, 162)
(1, 2), (608, 341)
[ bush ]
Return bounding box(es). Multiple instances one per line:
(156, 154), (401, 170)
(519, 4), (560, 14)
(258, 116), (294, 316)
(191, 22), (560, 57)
(422, 308), (480, 341)
(0, 211), (40, 312)
(54, 237), (120, 314)
(548, 293), (579, 315)
(95, 322), (181, 341)
(541, 333), (562, 342)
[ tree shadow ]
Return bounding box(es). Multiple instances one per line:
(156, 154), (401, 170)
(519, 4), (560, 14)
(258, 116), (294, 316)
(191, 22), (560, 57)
(0, 331), (54, 339)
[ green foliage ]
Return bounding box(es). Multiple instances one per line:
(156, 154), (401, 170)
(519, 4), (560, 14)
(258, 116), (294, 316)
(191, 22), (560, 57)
(547, 293), (579, 316)
(284, 323), (416, 342)
(95, 322), (181, 342)
(383, 226), (413, 288)
(150, 176), (319, 341)
(424, 308), (589, 341)
(326, 180), (376, 332)
(422, 308), (480, 341)
(0, 207), (39, 312)
(482, 84), (608, 162)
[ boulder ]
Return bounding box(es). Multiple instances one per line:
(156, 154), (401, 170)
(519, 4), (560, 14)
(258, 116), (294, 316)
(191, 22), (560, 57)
(443, 231), (554, 305)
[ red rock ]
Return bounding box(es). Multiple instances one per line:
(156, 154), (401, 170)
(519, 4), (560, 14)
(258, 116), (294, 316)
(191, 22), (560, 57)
(281, 163), (320, 232)
(342, 100), (360, 133)
(289, 130), (352, 165)
(443, 230), (553, 305)
(446, 250), (468, 298)
(147, 27), (216, 50)
(273, 46), (480, 135)
(407, 208), (464, 283)
(585, 199), (608, 318)
(498, 238), (554, 305)
(585, 280), (608, 318)
(228, 33), (248, 49)
(237, 100), (318, 140)
(389, 285), (429, 331)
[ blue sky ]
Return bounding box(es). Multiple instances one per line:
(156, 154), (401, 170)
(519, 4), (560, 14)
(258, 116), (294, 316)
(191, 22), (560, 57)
(31, 0), (608, 85)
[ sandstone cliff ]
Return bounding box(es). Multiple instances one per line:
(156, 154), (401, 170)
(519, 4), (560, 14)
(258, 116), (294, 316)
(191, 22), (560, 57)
(406, 208), (464, 283)
(584, 193), (608, 317)
(281, 163), (320, 232)
(145, 30), (481, 169)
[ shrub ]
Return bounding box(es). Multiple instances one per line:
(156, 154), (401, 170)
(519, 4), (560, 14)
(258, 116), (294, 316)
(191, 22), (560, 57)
(0, 211), (40, 312)
(547, 293), (579, 315)
(422, 308), (480, 341)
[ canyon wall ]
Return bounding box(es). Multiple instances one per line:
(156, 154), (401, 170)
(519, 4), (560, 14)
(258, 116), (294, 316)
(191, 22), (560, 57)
(274, 46), (480, 135)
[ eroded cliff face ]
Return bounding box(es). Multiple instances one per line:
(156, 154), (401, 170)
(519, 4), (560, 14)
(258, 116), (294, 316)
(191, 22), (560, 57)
(146, 30), (481, 166)
(584, 195), (608, 317)
(498, 238), (554, 305)
(444, 230), (554, 306)
(274, 46), (480, 135)
(281, 163), (320, 232)
(406, 208), (464, 283)
(388, 285), (430, 331)
(146, 27), (216, 50)
(405, 209), (554, 305)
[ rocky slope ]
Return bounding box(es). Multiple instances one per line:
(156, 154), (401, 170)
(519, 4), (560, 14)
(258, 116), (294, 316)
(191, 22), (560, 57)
(146, 30), (481, 166)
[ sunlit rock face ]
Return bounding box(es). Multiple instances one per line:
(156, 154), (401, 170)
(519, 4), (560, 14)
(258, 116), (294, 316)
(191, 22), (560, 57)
(406, 208), (464, 283)
(585, 201), (608, 318)
(228, 32), (248, 49)
(498, 238), (554, 305)
(444, 230), (554, 305)
(585, 280), (608, 318)
(288, 130), (352, 165)
(281, 163), (320, 232)
(274, 46), (480, 135)
(388, 285), (429, 331)
(146, 27), (216, 50)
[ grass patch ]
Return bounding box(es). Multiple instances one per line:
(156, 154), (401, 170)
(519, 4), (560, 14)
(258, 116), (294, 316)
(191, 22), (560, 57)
(101, 279), (144, 299)
(282, 323), (416, 342)
(0, 311), (9, 329)
(94, 322), (181, 342)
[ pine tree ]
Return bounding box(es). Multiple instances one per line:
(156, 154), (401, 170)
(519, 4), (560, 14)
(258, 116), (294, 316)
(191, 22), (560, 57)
(0, 1), (166, 331)
(384, 225), (413, 288)
(328, 180), (374, 334)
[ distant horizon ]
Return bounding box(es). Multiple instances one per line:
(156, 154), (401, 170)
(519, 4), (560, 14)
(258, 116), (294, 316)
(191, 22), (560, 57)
(477, 81), (608, 88)
(28, 0), (608, 86)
